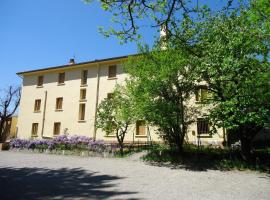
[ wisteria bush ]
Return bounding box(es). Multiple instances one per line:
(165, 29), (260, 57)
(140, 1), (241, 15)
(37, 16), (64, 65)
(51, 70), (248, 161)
(9, 135), (115, 153)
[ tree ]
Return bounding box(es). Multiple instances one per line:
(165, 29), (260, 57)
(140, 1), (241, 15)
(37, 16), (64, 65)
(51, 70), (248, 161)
(86, 0), (236, 43)
(189, 2), (270, 161)
(125, 46), (198, 152)
(0, 86), (21, 143)
(96, 86), (135, 155)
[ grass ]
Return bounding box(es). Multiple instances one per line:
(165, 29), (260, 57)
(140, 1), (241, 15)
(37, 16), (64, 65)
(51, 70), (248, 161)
(142, 144), (270, 173)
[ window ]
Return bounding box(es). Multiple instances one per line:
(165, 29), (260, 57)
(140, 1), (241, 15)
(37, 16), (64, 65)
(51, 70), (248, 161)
(106, 121), (117, 136)
(136, 120), (146, 135)
(58, 72), (65, 84)
(108, 65), (116, 78)
(31, 123), (38, 136)
(195, 86), (208, 102)
(34, 99), (41, 112)
(55, 97), (63, 110)
(81, 70), (88, 85)
(37, 76), (43, 87)
(197, 118), (209, 135)
(80, 89), (87, 101)
(79, 104), (86, 121)
(53, 122), (61, 135)
(107, 93), (113, 99)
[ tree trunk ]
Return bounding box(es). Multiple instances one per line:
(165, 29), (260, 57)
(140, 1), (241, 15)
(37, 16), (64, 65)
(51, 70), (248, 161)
(119, 144), (124, 156)
(240, 136), (253, 162)
(0, 119), (5, 143)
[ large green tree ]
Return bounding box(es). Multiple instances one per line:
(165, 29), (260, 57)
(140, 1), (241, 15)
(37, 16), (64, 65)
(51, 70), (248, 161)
(125, 46), (198, 152)
(186, 1), (270, 160)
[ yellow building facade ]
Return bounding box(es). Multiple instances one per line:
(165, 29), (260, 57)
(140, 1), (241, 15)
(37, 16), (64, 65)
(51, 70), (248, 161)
(17, 55), (224, 145)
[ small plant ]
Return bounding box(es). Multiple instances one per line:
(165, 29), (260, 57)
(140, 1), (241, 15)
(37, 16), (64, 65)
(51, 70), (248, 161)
(9, 135), (114, 154)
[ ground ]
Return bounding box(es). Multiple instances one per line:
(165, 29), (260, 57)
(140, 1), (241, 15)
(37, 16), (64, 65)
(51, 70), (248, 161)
(0, 151), (269, 200)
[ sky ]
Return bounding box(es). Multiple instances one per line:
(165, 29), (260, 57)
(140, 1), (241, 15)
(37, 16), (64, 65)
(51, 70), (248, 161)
(0, 0), (156, 87)
(0, 0), (234, 88)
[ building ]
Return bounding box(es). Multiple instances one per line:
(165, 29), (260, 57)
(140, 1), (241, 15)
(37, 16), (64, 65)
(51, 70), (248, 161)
(16, 55), (224, 145)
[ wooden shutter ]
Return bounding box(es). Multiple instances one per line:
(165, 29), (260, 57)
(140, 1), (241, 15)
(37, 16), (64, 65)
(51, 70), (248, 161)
(108, 65), (116, 78)
(53, 122), (61, 135)
(79, 104), (86, 120)
(37, 76), (43, 86)
(34, 99), (41, 111)
(81, 70), (88, 85)
(80, 89), (87, 100)
(31, 123), (38, 136)
(136, 120), (146, 135)
(58, 73), (65, 84)
(56, 98), (63, 110)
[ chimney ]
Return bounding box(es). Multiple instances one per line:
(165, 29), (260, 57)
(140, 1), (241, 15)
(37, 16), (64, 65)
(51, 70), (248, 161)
(69, 58), (75, 65)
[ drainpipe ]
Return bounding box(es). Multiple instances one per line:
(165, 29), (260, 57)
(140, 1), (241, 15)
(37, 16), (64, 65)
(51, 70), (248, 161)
(41, 90), (47, 138)
(93, 64), (100, 140)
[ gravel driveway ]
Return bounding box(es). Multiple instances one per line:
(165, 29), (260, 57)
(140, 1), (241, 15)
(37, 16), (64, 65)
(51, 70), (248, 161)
(0, 151), (269, 200)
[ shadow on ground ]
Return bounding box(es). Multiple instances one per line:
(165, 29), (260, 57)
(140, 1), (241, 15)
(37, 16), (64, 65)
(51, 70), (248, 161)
(142, 148), (270, 173)
(0, 167), (139, 200)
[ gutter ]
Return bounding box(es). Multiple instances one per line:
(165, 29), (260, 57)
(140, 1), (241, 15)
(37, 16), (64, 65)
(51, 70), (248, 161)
(41, 91), (47, 138)
(93, 64), (101, 140)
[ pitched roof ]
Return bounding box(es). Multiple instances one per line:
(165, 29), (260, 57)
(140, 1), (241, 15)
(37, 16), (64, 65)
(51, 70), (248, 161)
(17, 54), (136, 75)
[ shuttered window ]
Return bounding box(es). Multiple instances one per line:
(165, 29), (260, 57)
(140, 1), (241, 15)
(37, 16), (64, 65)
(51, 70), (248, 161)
(53, 122), (61, 135)
(34, 99), (41, 111)
(37, 76), (43, 87)
(31, 123), (38, 136)
(136, 120), (146, 135)
(195, 86), (208, 102)
(108, 65), (116, 78)
(80, 89), (87, 100)
(56, 97), (63, 110)
(58, 72), (65, 84)
(79, 104), (86, 120)
(197, 118), (209, 135)
(81, 70), (88, 85)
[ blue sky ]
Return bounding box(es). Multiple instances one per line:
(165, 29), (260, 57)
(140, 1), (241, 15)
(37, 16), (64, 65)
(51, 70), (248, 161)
(0, 0), (156, 87)
(0, 0), (233, 87)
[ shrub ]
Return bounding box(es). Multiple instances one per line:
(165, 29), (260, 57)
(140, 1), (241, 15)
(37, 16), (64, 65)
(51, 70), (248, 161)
(9, 135), (113, 153)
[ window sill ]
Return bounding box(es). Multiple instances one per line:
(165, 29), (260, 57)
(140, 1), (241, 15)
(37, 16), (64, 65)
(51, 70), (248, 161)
(36, 86), (43, 88)
(31, 135), (38, 138)
(107, 77), (117, 80)
(55, 109), (63, 112)
(195, 101), (209, 104)
(53, 134), (60, 137)
(34, 110), (41, 113)
(79, 99), (87, 102)
(80, 84), (88, 87)
(135, 135), (147, 138)
(57, 83), (65, 86)
(42, 136), (53, 139)
(104, 134), (116, 138)
(78, 120), (86, 123)
(197, 134), (212, 138)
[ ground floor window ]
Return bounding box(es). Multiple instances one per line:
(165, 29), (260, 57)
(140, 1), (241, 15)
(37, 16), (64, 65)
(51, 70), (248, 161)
(31, 123), (38, 136)
(53, 122), (61, 135)
(197, 118), (209, 135)
(136, 120), (146, 136)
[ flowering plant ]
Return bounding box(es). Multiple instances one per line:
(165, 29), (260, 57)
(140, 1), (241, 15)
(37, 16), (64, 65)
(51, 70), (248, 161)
(10, 135), (115, 153)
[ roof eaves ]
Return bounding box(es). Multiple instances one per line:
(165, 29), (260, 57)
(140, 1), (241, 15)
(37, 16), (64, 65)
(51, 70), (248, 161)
(16, 54), (136, 76)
